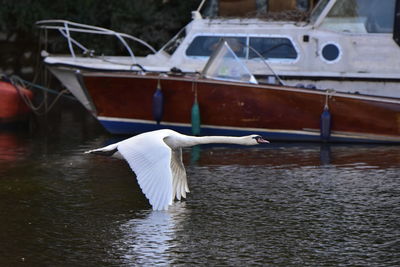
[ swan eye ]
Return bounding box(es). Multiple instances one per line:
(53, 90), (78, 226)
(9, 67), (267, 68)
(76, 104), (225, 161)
(253, 136), (269, 144)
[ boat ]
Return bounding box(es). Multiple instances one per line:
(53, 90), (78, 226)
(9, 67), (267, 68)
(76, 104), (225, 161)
(35, 0), (400, 143)
(0, 78), (33, 126)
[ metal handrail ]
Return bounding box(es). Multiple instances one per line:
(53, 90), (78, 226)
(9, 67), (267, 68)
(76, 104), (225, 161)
(36, 19), (157, 64)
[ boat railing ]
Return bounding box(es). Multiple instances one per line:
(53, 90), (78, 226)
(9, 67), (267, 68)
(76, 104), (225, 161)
(36, 20), (157, 64)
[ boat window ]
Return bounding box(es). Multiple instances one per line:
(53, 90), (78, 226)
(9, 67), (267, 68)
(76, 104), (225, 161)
(320, 0), (395, 33)
(186, 36), (246, 58)
(249, 37), (297, 60)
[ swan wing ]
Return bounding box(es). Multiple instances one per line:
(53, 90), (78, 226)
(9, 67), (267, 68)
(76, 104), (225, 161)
(171, 148), (190, 201)
(117, 133), (173, 211)
(84, 143), (119, 157)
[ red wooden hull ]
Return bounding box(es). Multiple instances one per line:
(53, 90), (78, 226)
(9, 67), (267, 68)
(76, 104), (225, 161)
(82, 72), (400, 143)
(0, 81), (33, 124)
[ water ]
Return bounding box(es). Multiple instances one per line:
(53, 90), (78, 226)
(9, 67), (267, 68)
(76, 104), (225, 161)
(0, 101), (399, 266)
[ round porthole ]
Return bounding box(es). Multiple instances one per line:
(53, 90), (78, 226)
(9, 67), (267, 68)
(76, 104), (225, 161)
(321, 43), (341, 63)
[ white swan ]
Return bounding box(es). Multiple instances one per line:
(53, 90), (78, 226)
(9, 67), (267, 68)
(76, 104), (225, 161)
(85, 129), (269, 210)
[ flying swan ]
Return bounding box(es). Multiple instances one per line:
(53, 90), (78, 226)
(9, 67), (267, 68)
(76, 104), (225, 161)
(85, 129), (269, 210)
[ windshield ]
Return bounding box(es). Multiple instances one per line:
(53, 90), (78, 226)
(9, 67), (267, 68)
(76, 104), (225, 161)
(202, 41), (257, 84)
(310, 0), (331, 23)
(320, 0), (395, 33)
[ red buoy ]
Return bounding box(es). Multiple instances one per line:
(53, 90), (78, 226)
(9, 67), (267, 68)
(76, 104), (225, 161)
(0, 81), (33, 124)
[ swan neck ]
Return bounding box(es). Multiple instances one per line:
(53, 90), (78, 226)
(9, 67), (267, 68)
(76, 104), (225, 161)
(191, 136), (249, 146)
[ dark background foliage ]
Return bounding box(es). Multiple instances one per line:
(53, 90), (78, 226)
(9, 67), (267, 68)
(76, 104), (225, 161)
(0, 0), (200, 79)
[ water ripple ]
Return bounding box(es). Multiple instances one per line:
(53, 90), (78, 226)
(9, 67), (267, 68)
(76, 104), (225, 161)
(1, 129), (399, 266)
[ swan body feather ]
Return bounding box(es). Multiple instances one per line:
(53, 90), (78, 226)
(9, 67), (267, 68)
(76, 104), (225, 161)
(85, 129), (269, 210)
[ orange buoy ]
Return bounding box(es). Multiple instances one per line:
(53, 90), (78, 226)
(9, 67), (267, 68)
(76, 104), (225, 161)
(0, 81), (33, 124)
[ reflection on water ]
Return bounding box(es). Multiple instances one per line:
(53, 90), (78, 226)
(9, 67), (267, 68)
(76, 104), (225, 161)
(319, 144), (331, 165)
(0, 132), (31, 164)
(0, 101), (399, 266)
(187, 142), (400, 169)
(112, 203), (188, 265)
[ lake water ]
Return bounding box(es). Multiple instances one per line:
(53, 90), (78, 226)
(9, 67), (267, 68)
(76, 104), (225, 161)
(0, 101), (399, 266)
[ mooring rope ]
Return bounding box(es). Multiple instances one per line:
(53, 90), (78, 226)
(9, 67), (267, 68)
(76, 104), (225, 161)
(3, 74), (74, 116)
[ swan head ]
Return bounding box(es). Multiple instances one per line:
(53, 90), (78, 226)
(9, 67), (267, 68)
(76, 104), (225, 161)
(249, 135), (270, 145)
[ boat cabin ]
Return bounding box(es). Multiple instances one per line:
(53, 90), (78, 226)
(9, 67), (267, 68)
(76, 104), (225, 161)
(155, 0), (400, 97)
(166, 0), (397, 72)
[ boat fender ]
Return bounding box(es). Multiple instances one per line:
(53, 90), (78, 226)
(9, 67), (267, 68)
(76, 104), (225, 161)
(152, 81), (164, 124)
(191, 99), (201, 135)
(320, 105), (331, 142)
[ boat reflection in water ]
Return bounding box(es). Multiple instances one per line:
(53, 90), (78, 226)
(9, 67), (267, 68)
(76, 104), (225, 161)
(185, 142), (400, 169)
(0, 132), (31, 165)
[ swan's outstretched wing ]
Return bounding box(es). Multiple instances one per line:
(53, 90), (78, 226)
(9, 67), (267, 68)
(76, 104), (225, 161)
(117, 134), (173, 211)
(84, 142), (119, 157)
(171, 148), (190, 201)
